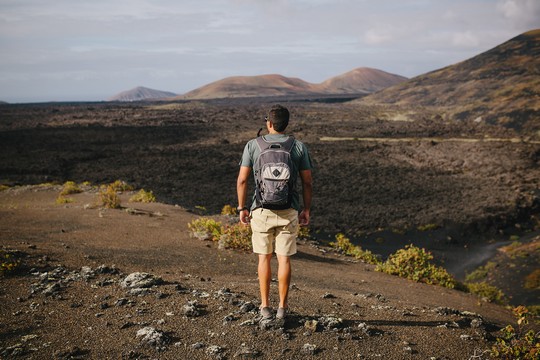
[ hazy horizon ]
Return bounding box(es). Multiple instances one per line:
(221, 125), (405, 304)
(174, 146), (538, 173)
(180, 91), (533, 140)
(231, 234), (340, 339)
(1, 0), (539, 103)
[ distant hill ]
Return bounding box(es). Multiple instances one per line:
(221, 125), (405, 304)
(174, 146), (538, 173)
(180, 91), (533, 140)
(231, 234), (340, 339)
(319, 67), (407, 94)
(179, 68), (407, 100)
(108, 87), (177, 102)
(181, 74), (319, 100)
(361, 29), (540, 133)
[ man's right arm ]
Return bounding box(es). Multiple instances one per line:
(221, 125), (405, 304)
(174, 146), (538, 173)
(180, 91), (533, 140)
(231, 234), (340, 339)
(237, 165), (251, 224)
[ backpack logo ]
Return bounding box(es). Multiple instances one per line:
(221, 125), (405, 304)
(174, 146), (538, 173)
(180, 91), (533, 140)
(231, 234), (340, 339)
(254, 136), (296, 210)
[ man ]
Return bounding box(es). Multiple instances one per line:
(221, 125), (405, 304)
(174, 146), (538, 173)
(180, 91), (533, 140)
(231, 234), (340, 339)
(236, 104), (313, 320)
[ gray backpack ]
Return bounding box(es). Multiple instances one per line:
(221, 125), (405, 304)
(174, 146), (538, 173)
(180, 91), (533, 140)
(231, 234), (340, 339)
(254, 136), (296, 210)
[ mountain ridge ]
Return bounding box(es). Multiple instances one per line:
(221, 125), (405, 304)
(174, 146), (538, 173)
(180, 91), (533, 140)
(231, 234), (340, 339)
(178, 67), (407, 100)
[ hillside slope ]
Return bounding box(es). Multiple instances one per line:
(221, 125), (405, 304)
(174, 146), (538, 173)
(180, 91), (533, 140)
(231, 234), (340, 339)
(361, 29), (540, 133)
(108, 86), (177, 102)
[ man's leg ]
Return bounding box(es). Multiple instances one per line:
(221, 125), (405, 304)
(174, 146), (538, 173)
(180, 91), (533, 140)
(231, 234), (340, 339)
(277, 254), (291, 309)
(258, 253), (273, 308)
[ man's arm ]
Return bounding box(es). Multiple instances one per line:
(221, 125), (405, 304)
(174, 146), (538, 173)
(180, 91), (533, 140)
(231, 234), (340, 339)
(298, 169), (312, 226)
(237, 166), (251, 224)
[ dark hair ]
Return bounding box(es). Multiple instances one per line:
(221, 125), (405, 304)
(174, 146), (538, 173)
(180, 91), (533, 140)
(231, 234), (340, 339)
(268, 104), (289, 132)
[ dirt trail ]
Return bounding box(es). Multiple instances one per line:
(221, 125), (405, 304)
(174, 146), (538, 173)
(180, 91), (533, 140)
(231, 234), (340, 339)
(320, 136), (540, 144)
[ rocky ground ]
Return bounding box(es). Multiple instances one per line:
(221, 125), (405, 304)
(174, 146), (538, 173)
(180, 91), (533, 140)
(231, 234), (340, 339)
(0, 186), (528, 359)
(0, 100), (539, 358)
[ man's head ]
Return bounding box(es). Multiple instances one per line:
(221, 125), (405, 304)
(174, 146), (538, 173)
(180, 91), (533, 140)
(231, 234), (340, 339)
(266, 104), (289, 132)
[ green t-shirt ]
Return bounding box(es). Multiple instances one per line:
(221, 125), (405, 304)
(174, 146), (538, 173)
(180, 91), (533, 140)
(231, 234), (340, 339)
(239, 134), (313, 211)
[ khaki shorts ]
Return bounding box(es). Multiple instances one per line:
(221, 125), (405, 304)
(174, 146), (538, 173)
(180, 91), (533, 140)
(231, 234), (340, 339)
(250, 208), (299, 256)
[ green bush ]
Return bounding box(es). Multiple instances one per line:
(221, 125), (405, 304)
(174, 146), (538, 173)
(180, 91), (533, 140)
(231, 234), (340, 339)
(221, 205), (237, 216)
(330, 233), (381, 265)
(188, 217), (222, 241)
(129, 189), (156, 203)
(109, 180), (134, 192)
(491, 306), (540, 359)
(56, 195), (74, 204)
(375, 244), (456, 289)
(417, 223), (439, 231)
(465, 261), (498, 282)
(464, 281), (506, 304)
(60, 181), (82, 196)
(98, 185), (121, 209)
(0, 250), (20, 276)
(524, 269), (540, 290)
(298, 226), (311, 240)
(219, 223), (252, 251)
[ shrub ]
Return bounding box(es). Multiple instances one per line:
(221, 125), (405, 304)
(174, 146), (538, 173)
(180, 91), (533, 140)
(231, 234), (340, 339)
(524, 269), (540, 290)
(527, 305), (540, 317)
(221, 205), (237, 216)
(298, 226), (311, 240)
(464, 281), (506, 304)
(188, 217), (222, 241)
(491, 306), (540, 359)
(417, 223), (439, 231)
(56, 195), (74, 204)
(465, 267), (488, 283)
(376, 244), (457, 289)
(219, 223), (252, 251)
(330, 233), (381, 265)
(60, 181), (82, 196)
(194, 205), (207, 215)
(98, 185), (121, 209)
(465, 261), (498, 282)
(0, 250), (20, 276)
(109, 180), (134, 192)
(0, 184), (9, 192)
(129, 189), (156, 203)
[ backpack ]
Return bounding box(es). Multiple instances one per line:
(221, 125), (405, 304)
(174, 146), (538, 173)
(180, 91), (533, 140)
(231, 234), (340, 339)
(254, 136), (296, 210)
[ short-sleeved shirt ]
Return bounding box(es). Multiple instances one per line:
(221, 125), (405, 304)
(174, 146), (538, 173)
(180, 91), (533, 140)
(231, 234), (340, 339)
(239, 134), (313, 211)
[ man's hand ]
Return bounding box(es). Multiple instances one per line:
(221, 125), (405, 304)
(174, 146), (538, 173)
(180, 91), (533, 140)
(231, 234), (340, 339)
(299, 209), (310, 226)
(239, 209), (250, 225)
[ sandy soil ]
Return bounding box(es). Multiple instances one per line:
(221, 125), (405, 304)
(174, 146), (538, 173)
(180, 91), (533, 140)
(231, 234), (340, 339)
(0, 186), (523, 359)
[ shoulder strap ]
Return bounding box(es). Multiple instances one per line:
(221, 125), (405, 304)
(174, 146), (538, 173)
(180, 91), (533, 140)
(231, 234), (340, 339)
(255, 136), (269, 152)
(282, 136), (296, 152)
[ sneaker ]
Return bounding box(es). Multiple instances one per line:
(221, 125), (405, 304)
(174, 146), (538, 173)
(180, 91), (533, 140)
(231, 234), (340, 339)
(276, 307), (288, 319)
(260, 307), (273, 319)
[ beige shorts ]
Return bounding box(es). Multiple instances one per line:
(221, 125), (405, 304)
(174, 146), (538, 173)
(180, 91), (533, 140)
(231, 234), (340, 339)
(250, 208), (299, 256)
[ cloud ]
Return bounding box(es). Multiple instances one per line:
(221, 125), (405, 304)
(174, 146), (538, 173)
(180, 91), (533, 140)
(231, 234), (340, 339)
(497, 0), (540, 28)
(363, 28), (394, 45)
(451, 31), (480, 48)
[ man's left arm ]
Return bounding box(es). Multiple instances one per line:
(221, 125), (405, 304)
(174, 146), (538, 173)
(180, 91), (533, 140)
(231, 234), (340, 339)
(298, 169), (312, 226)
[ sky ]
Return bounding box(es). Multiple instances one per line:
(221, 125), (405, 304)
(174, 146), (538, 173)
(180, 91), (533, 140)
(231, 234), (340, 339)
(0, 0), (539, 103)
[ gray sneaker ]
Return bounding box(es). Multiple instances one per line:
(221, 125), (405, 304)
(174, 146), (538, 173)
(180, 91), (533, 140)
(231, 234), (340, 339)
(276, 307), (288, 319)
(260, 307), (273, 319)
